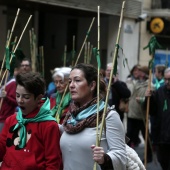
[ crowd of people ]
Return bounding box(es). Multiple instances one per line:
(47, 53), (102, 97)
(0, 57), (168, 170)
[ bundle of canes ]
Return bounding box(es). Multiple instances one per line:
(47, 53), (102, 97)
(143, 35), (162, 168)
(53, 17), (95, 120)
(0, 8), (20, 87)
(0, 14), (32, 110)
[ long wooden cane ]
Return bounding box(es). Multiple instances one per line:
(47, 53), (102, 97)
(55, 17), (95, 119)
(93, 5), (101, 170)
(99, 1), (126, 142)
(144, 68), (152, 167)
(143, 35), (162, 167)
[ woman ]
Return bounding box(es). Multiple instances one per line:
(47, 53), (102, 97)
(60, 63), (127, 170)
(50, 67), (72, 124)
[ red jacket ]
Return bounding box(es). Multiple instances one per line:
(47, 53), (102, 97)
(0, 78), (17, 122)
(0, 107), (62, 170)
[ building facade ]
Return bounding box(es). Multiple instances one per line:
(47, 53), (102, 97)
(0, 0), (142, 82)
(140, 0), (170, 67)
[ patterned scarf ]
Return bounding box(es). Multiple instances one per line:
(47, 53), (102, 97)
(63, 97), (105, 134)
(13, 98), (56, 148)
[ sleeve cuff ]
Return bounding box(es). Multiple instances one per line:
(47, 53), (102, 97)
(99, 153), (114, 170)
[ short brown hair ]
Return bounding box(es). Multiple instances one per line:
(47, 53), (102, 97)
(16, 72), (46, 98)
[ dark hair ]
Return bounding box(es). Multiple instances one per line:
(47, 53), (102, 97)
(130, 64), (140, 76)
(71, 63), (106, 98)
(21, 57), (32, 66)
(16, 72), (45, 98)
(155, 64), (166, 76)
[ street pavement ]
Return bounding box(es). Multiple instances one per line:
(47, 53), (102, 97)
(123, 114), (162, 170)
(135, 143), (162, 170)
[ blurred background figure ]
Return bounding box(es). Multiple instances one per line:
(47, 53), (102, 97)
(46, 68), (59, 98)
(19, 57), (32, 73)
(104, 62), (131, 122)
(50, 67), (71, 124)
(126, 66), (153, 163)
(126, 64), (140, 83)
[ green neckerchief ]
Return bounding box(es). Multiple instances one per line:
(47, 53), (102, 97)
(51, 92), (71, 122)
(163, 99), (168, 111)
(67, 100), (105, 126)
(155, 79), (164, 90)
(13, 98), (56, 149)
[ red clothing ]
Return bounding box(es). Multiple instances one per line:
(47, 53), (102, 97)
(0, 108), (61, 170)
(0, 78), (17, 122)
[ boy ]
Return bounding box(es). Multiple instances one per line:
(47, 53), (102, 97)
(0, 72), (61, 169)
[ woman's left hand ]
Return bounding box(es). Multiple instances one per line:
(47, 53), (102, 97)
(91, 145), (105, 164)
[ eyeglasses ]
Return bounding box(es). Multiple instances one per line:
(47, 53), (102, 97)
(21, 64), (30, 67)
(164, 78), (170, 82)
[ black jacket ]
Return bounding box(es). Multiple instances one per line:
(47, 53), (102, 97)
(150, 85), (170, 144)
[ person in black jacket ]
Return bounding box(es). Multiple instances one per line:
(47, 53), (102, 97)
(146, 67), (170, 170)
(104, 63), (131, 121)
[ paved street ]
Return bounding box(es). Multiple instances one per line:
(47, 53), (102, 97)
(135, 143), (162, 170)
(123, 114), (162, 170)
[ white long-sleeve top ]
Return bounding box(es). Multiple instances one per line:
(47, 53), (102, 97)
(60, 110), (127, 170)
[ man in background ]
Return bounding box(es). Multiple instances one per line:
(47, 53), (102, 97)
(19, 57), (32, 73)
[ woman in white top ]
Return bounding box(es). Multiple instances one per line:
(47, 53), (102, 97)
(60, 63), (127, 170)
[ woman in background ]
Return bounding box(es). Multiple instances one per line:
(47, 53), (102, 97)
(50, 67), (71, 124)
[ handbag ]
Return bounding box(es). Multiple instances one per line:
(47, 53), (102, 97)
(103, 110), (145, 170)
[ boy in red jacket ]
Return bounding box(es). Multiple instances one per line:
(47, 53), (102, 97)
(0, 72), (61, 170)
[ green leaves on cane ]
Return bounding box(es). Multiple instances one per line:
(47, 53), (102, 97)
(143, 36), (162, 55)
(93, 47), (101, 69)
(5, 47), (10, 70)
(163, 99), (167, 111)
(148, 58), (154, 70)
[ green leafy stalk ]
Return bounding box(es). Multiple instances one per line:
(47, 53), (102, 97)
(93, 48), (101, 69)
(143, 36), (162, 55)
(5, 47), (10, 70)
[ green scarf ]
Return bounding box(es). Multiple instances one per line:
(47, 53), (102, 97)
(155, 79), (164, 90)
(163, 99), (168, 111)
(13, 98), (56, 149)
(51, 92), (71, 122)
